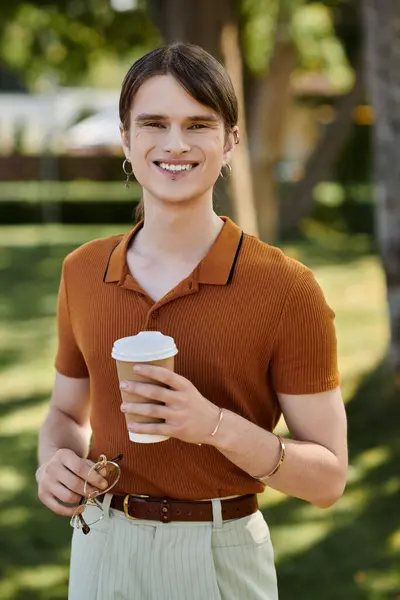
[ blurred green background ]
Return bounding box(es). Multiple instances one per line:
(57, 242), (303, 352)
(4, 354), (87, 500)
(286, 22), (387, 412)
(1, 0), (400, 599)
(1, 224), (399, 599)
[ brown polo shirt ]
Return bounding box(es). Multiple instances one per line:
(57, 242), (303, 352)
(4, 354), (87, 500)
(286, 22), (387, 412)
(55, 217), (340, 499)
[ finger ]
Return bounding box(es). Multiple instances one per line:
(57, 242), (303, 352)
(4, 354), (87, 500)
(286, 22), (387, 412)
(85, 465), (110, 491)
(128, 421), (170, 436)
(58, 470), (100, 498)
(131, 365), (187, 390)
(55, 448), (96, 474)
(63, 453), (108, 490)
(58, 469), (87, 496)
(39, 490), (82, 517)
(43, 461), (101, 499)
(56, 499), (83, 508)
(50, 482), (83, 506)
(121, 402), (169, 420)
(120, 381), (175, 403)
(94, 463), (121, 492)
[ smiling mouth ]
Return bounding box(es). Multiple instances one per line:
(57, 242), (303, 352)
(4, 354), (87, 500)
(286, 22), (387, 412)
(153, 161), (199, 174)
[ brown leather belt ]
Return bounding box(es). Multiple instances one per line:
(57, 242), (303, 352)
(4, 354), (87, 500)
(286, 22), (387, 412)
(108, 493), (258, 523)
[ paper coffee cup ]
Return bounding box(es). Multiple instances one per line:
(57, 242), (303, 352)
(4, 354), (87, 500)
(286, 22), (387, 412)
(112, 331), (178, 443)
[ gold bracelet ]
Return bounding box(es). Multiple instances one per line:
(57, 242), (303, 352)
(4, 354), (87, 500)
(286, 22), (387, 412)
(254, 435), (286, 480)
(210, 407), (224, 436)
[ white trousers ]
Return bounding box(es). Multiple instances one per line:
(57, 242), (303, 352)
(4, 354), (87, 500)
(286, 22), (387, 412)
(68, 494), (279, 600)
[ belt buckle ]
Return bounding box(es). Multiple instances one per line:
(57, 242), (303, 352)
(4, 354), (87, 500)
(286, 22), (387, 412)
(123, 493), (149, 520)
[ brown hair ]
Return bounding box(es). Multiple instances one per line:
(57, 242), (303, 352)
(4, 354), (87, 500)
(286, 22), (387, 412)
(119, 42), (238, 221)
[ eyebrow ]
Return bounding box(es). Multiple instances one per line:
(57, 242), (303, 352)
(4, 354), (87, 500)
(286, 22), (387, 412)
(134, 113), (220, 123)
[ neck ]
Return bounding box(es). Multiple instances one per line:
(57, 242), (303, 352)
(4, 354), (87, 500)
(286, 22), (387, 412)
(132, 193), (224, 262)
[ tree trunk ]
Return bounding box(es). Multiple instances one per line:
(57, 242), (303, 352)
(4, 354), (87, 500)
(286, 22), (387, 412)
(147, 0), (224, 60)
(247, 4), (296, 242)
(220, 22), (259, 236)
(362, 0), (400, 381)
(280, 53), (365, 237)
(147, 0), (259, 236)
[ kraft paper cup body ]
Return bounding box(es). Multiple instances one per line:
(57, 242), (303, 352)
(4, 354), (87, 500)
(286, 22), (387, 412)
(112, 332), (178, 443)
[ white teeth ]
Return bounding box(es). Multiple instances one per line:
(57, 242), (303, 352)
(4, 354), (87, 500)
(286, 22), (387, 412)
(159, 163), (194, 172)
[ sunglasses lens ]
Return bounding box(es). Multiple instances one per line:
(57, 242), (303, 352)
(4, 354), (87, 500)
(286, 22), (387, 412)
(84, 461), (121, 498)
(82, 501), (103, 526)
(97, 462), (121, 490)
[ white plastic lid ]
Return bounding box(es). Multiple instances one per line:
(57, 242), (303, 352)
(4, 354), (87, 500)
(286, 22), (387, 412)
(111, 331), (178, 362)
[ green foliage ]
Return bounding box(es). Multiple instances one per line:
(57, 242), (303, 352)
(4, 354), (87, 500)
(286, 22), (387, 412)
(310, 183), (374, 238)
(238, 0), (353, 94)
(292, 2), (353, 90)
(0, 0), (354, 89)
(239, 0), (280, 73)
(0, 0), (160, 89)
(239, 0), (303, 74)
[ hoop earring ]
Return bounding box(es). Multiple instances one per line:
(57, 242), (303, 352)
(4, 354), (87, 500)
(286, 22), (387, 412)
(122, 159), (133, 188)
(219, 163), (232, 179)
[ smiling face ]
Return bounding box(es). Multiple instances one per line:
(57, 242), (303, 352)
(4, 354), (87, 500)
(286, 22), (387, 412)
(120, 75), (237, 208)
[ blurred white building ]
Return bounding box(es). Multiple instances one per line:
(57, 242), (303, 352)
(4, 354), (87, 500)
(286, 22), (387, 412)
(0, 89), (120, 155)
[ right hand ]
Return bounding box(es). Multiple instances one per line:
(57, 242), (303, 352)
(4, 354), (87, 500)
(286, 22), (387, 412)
(36, 449), (109, 517)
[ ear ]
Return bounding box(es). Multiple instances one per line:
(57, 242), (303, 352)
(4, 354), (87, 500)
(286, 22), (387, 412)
(120, 124), (130, 158)
(223, 126), (239, 166)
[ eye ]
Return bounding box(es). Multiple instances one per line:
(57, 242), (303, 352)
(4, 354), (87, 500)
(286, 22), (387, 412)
(189, 123), (208, 130)
(143, 122), (165, 128)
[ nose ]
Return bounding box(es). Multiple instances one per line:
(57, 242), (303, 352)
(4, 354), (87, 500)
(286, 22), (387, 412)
(162, 124), (190, 155)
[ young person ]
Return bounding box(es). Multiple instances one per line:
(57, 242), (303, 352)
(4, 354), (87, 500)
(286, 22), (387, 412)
(36, 42), (347, 600)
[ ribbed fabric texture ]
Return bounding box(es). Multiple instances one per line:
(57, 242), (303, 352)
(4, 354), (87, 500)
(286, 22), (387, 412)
(55, 217), (340, 499)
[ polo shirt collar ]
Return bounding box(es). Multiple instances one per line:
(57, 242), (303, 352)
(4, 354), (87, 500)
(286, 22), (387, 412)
(103, 221), (142, 284)
(104, 217), (243, 286)
(198, 217), (243, 284)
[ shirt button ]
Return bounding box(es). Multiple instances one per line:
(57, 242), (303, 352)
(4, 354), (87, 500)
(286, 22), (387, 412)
(152, 311), (159, 319)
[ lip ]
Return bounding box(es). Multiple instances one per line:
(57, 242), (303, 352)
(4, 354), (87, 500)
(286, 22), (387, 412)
(153, 159), (199, 165)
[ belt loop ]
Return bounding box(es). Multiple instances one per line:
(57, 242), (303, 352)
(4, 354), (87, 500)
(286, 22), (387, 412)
(211, 498), (223, 531)
(102, 492), (113, 520)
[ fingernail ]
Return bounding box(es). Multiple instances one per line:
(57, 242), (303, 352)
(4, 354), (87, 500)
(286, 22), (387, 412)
(133, 365), (142, 373)
(120, 382), (128, 390)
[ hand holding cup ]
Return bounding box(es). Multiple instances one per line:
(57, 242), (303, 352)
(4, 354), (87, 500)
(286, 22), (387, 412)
(112, 331), (178, 443)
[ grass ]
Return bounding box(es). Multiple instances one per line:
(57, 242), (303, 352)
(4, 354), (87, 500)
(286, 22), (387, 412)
(0, 223), (399, 600)
(0, 181), (141, 203)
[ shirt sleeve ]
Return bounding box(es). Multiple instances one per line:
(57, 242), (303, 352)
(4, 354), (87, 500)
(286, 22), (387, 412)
(54, 260), (89, 378)
(270, 268), (340, 394)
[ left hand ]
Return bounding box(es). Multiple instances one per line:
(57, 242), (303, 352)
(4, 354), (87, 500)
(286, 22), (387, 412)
(119, 365), (221, 445)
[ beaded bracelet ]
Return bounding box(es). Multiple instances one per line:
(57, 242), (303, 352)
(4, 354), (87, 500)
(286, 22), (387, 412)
(254, 435), (286, 480)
